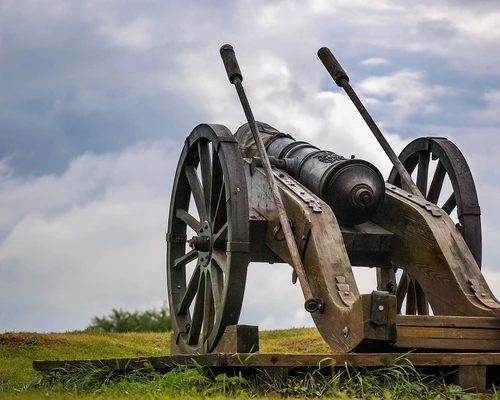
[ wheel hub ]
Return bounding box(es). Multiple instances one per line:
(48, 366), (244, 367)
(188, 220), (212, 267)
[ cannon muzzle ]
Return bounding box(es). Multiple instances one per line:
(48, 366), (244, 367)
(235, 122), (385, 226)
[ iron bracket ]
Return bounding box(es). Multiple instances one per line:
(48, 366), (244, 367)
(274, 170), (322, 213)
(386, 183), (442, 217)
(468, 279), (500, 309)
(336, 275), (356, 306)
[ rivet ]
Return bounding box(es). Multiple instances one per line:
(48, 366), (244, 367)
(177, 285), (181, 289)
(344, 291), (350, 296)
(481, 292), (487, 297)
(236, 187), (241, 192)
(378, 305), (384, 311)
(342, 326), (349, 337)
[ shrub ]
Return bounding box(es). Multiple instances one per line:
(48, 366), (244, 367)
(87, 303), (172, 332)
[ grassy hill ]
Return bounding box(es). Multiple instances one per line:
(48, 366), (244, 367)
(0, 329), (478, 399)
(1, 328), (331, 397)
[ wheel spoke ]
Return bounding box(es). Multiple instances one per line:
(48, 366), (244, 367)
(188, 272), (205, 345)
(396, 271), (409, 313)
(175, 209), (200, 232)
(211, 152), (227, 230)
(177, 265), (201, 316)
(173, 249), (198, 269)
(213, 222), (228, 247)
(198, 140), (213, 215)
(442, 193), (457, 215)
(203, 271), (215, 341)
(185, 165), (207, 219)
(405, 278), (417, 315)
(416, 152), (430, 198)
(209, 261), (224, 309)
(212, 249), (228, 275)
(415, 280), (429, 315)
(427, 160), (446, 204)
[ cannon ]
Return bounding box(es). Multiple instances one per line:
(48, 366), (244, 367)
(166, 45), (500, 355)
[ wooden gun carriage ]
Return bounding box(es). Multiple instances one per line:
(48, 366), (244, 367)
(166, 45), (500, 356)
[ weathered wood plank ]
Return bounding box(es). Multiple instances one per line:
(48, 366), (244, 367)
(341, 221), (395, 266)
(397, 315), (500, 328)
(394, 315), (500, 351)
(33, 352), (500, 371)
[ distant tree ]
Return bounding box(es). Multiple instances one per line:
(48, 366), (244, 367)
(87, 302), (172, 332)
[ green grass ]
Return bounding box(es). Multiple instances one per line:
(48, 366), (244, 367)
(0, 328), (492, 399)
(0, 330), (169, 392)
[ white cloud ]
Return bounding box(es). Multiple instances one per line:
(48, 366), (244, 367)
(357, 69), (454, 127)
(0, 141), (180, 331)
(360, 57), (389, 66)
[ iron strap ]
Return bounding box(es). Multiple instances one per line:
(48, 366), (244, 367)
(273, 171), (322, 213)
(226, 241), (250, 253)
(385, 183), (442, 217)
(166, 233), (187, 243)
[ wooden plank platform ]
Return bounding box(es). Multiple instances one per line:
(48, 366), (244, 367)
(33, 352), (500, 372)
(33, 352), (500, 392)
(33, 353), (500, 371)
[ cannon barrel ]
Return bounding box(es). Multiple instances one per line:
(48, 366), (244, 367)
(235, 122), (385, 226)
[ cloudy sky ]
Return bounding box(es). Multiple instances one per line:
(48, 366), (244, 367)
(1, 0), (500, 333)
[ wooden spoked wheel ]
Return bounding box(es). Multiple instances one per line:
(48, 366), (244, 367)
(387, 137), (482, 315)
(167, 124), (249, 353)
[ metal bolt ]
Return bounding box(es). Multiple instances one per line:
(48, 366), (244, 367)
(481, 292), (487, 297)
(177, 285), (181, 289)
(342, 326), (349, 338)
(344, 291), (350, 296)
(378, 305), (384, 311)
(236, 187), (241, 192)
